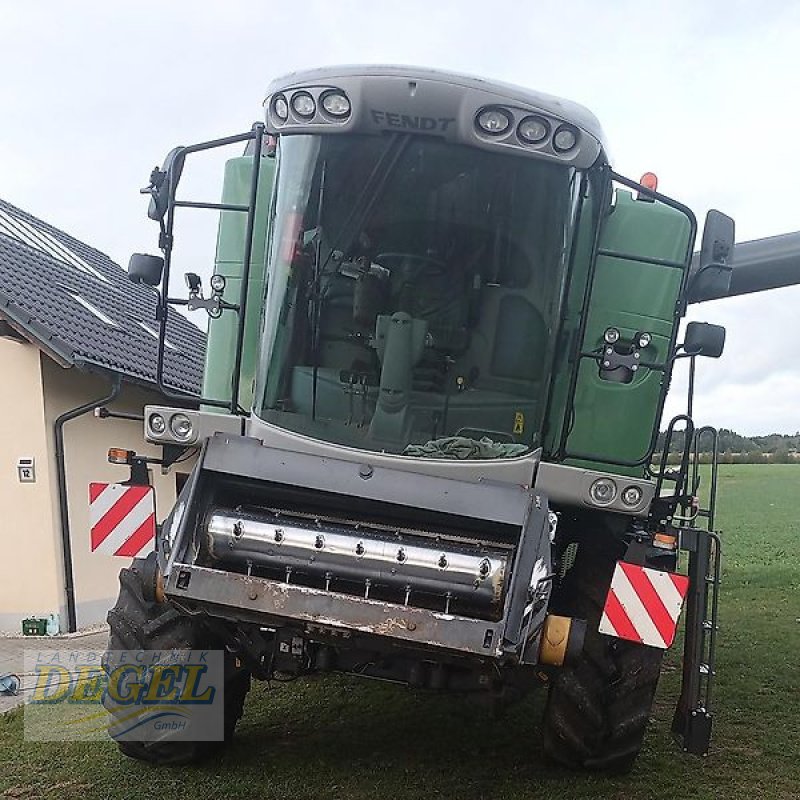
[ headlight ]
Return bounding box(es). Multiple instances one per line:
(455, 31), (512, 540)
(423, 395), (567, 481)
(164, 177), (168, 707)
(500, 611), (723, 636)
(553, 124), (579, 152)
(604, 326), (621, 344)
(272, 94), (288, 121)
(589, 478), (617, 506)
(621, 486), (644, 507)
(169, 413), (194, 441)
(291, 91), (316, 118)
(210, 274), (226, 293)
(321, 90), (351, 118)
(476, 107), (511, 135)
(517, 115), (550, 144)
(148, 413), (166, 435)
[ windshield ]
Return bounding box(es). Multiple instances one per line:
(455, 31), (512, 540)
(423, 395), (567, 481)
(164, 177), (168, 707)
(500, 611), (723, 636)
(254, 133), (579, 459)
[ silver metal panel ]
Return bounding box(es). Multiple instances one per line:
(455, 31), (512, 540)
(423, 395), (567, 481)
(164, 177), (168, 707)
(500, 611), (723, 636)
(246, 415), (540, 488)
(203, 433), (533, 527)
(165, 564), (505, 658)
(534, 462), (655, 517)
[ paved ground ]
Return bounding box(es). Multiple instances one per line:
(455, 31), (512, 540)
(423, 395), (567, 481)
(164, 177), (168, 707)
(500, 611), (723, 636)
(0, 626), (109, 714)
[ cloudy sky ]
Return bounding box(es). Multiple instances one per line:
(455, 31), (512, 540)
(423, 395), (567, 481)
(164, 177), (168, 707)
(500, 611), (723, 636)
(2, 1), (799, 434)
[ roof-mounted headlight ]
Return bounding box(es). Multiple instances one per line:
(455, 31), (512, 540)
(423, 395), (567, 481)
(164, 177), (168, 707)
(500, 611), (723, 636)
(476, 107), (511, 135)
(321, 90), (351, 118)
(517, 115), (550, 144)
(553, 124), (579, 153)
(271, 94), (288, 122)
(291, 91), (316, 118)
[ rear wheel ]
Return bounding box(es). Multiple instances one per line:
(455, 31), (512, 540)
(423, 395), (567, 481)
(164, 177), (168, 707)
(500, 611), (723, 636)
(103, 557), (250, 765)
(542, 538), (664, 772)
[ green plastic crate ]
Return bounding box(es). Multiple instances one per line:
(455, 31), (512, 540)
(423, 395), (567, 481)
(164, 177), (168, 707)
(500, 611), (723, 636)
(22, 617), (48, 636)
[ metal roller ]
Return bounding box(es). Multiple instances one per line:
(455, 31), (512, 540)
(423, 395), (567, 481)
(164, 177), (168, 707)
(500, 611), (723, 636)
(204, 508), (509, 611)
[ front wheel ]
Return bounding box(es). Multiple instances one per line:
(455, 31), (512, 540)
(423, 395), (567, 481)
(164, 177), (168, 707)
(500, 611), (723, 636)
(542, 539), (664, 772)
(103, 557), (250, 765)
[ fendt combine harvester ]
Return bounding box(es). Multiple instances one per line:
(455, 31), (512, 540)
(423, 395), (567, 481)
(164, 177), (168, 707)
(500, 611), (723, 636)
(99, 66), (800, 771)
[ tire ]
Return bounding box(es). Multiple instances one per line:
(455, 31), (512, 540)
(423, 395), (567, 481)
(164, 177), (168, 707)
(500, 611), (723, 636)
(103, 558), (250, 765)
(542, 539), (664, 773)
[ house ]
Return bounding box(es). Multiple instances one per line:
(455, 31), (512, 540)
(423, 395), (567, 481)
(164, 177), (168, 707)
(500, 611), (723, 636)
(0, 197), (206, 633)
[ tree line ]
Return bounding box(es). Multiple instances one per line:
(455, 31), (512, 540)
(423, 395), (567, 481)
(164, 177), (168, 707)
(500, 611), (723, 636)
(656, 428), (799, 464)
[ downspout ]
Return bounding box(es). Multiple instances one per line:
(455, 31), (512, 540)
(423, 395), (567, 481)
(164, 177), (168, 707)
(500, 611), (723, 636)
(54, 372), (122, 632)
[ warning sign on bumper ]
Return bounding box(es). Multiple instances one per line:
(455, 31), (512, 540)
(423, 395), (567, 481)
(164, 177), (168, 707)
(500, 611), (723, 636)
(599, 561), (689, 649)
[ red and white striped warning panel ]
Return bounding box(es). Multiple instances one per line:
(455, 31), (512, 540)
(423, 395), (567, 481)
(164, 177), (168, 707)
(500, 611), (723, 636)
(88, 483), (156, 558)
(599, 561), (690, 649)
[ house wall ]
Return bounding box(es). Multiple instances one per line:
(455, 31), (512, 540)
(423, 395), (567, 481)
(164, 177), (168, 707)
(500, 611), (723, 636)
(0, 338), (64, 632)
(39, 356), (193, 630)
(0, 339), (196, 633)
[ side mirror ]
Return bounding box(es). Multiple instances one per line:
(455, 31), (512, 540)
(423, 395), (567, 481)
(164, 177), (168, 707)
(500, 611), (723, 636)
(686, 210), (735, 303)
(128, 253), (164, 287)
(684, 321), (726, 358)
(143, 146), (186, 222)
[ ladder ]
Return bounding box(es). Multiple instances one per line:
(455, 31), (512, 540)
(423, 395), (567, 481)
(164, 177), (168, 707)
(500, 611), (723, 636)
(670, 425), (722, 755)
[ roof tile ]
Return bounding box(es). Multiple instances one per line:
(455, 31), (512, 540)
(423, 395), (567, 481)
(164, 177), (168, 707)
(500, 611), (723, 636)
(0, 197), (206, 394)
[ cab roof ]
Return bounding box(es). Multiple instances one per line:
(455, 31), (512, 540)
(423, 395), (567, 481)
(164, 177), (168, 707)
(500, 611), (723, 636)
(267, 64), (608, 159)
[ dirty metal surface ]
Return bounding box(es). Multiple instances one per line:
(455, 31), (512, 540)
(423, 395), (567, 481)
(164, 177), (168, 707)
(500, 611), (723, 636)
(166, 564), (505, 658)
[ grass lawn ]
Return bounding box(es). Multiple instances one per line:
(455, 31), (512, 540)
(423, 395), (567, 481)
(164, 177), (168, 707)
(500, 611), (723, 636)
(1, 464), (798, 799)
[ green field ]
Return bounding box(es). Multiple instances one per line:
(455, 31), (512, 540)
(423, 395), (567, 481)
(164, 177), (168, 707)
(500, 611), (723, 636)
(2, 464), (798, 799)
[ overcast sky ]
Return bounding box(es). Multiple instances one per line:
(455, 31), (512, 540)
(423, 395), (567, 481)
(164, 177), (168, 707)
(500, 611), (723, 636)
(2, 1), (799, 435)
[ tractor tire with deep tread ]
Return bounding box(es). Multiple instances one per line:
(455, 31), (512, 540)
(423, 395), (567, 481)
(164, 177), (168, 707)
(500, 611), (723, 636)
(103, 558), (250, 765)
(542, 539), (664, 773)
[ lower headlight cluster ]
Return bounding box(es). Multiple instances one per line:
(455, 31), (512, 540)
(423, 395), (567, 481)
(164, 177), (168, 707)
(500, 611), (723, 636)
(147, 411), (194, 443)
(588, 478), (645, 508)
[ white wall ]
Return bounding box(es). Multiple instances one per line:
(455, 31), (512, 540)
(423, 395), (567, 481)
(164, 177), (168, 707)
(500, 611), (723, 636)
(0, 338), (64, 631)
(0, 337), (194, 633)
(40, 356), (191, 630)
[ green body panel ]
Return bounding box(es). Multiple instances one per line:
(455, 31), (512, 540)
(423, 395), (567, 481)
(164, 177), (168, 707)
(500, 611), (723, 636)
(202, 155), (275, 409)
(546, 188), (690, 477)
(542, 182), (597, 458)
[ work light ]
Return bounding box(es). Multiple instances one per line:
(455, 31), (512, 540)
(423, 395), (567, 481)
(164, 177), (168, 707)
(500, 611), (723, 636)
(291, 92), (316, 118)
(476, 108), (511, 135)
(272, 94), (288, 121)
(553, 125), (578, 152)
(321, 91), (351, 117)
(517, 115), (550, 144)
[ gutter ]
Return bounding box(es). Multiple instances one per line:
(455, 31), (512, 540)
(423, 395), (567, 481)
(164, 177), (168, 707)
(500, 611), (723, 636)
(54, 370), (122, 632)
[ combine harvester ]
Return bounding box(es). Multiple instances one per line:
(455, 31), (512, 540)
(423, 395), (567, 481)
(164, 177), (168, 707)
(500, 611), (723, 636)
(97, 66), (799, 770)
